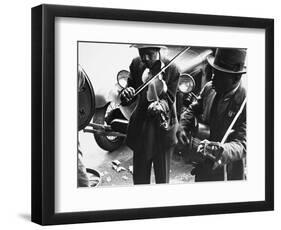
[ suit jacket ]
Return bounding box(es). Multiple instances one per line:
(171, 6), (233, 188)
(125, 57), (180, 158)
(180, 81), (247, 181)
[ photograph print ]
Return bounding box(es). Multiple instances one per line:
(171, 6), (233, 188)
(77, 42), (247, 187)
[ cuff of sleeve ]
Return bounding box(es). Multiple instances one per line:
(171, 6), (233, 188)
(220, 144), (230, 165)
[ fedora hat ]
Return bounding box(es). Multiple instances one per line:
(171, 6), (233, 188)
(130, 44), (167, 49)
(207, 48), (247, 74)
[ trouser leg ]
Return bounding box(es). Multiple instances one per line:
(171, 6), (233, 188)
(133, 151), (152, 184)
(153, 147), (173, 184)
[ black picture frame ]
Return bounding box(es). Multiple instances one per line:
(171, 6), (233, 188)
(31, 4), (274, 225)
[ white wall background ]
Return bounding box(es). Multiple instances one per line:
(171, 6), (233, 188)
(0, 0), (279, 229)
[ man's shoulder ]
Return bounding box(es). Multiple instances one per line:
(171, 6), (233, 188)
(130, 57), (146, 72)
(163, 58), (180, 71)
(162, 59), (180, 80)
(130, 57), (142, 66)
(237, 82), (247, 96)
(201, 81), (214, 97)
(233, 83), (247, 105)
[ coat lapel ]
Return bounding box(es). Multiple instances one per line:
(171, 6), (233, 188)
(222, 84), (246, 122)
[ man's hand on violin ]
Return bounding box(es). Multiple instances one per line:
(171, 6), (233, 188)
(197, 140), (224, 162)
(120, 87), (135, 105)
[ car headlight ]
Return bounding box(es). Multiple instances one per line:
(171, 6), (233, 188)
(117, 70), (130, 89)
(178, 73), (195, 94)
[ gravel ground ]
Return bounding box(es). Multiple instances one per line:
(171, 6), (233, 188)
(83, 143), (195, 187)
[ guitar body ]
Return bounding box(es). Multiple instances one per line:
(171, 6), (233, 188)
(182, 122), (233, 165)
(182, 123), (210, 164)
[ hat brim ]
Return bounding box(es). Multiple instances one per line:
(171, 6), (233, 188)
(130, 44), (167, 49)
(207, 56), (247, 74)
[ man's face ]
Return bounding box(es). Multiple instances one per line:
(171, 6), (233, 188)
(139, 48), (160, 69)
(211, 69), (240, 94)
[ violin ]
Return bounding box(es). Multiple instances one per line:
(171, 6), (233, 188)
(119, 47), (190, 121)
(144, 60), (167, 101)
(131, 47), (190, 100)
(142, 61), (170, 129)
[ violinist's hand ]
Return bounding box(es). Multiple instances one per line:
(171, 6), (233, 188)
(176, 126), (189, 145)
(147, 101), (164, 116)
(120, 87), (135, 105)
(197, 140), (224, 161)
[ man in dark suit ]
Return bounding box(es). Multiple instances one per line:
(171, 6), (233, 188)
(177, 48), (247, 181)
(120, 44), (180, 184)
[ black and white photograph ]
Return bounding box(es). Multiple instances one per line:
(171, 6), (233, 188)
(77, 42), (247, 187)
(30, 3), (274, 226)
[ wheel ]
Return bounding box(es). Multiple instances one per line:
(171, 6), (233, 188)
(92, 103), (125, 152)
(78, 66), (95, 131)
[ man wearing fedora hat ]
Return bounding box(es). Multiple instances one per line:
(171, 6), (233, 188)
(120, 44), (180, 184)
(177, 48), (247, 181)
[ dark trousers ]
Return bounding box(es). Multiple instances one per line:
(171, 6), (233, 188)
(193, 160), (245, 182)
(192, 159), (224, 182)
(133, 147), (173, 184)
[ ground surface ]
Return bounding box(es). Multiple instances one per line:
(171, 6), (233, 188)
(80, 133), (195, 187)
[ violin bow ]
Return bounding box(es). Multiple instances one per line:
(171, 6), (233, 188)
(213, 96), (247, 180)
(133, 46), (191, 97)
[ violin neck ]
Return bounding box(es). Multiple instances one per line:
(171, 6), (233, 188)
(151, 80), (160, 101)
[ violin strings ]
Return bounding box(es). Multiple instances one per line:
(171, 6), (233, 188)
(190, 137), (214, 153)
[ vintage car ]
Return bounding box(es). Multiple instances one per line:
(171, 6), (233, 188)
(78, 46), (213, 152)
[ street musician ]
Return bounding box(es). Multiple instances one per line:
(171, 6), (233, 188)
(120, 44), (180, 184)
(177, 48), (247, 181)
